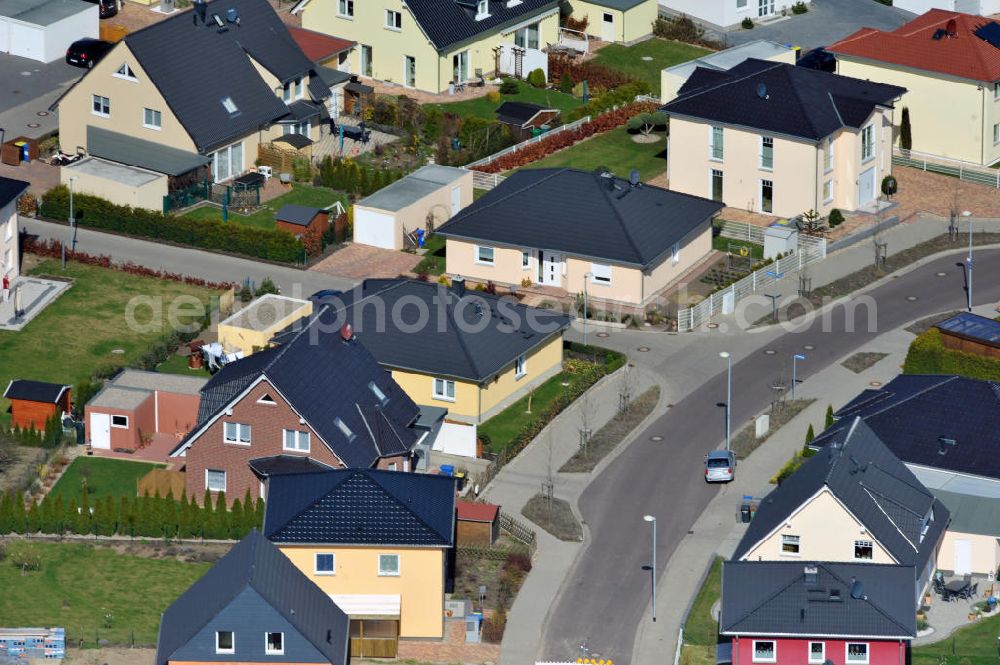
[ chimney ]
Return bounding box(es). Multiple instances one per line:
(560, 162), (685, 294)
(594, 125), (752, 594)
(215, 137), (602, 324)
(340, 323), (354, 342)
(451, 275), (466, 298)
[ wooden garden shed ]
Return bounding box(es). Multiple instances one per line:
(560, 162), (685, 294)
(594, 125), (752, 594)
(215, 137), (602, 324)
(3, 379), (70, 431)
(456, 500), (500, 546)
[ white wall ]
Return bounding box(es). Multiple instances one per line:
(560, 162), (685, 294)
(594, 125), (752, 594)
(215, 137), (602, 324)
(42, 6), (99, 63)
(907, 464), (1000, 499)
(660, 0), (811, 29)
(1, 201), (19, 282)
(894, 0), (1000, 14)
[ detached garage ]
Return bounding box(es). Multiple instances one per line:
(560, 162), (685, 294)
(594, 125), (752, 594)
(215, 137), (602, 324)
(0, 0), (98, 63)
(353, 165), (472, 250)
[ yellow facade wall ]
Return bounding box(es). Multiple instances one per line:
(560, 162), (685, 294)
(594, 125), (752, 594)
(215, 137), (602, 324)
(564, 0), (657, 43)
(278, 545), (446, 638)
(836, 57), (1000, 167)
(641, 223), (711, 297)
(390, 369), (480, 421)
(937, 530), (1000, 577)
(740, 489), (897, 564)
(217, 300), (313, 357)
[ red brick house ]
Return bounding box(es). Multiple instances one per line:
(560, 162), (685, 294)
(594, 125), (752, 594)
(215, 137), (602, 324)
(170, 307), (434, 504)
(4, 380), (70, 431)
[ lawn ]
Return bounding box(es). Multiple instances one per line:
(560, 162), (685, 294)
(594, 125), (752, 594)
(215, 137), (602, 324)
(157, 352), (211, 378)
(592, 38), (711, 96)
(181, 184), (346, 229)
(413, 234), (447, 275)
(912, 609), (1000, 665)
(520, 125), (667, 181)
(429, 79), (583, 121)
(684, 556), (723, 646)
(0, 260), (219, 414)
(712, 236), (764, 259)
(50, 457), (164, 503)
(0, 540), (209, 646)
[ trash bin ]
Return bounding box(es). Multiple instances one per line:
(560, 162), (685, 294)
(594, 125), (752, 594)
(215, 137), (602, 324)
(465, 612), (483, 643)
(451, 137), (461, 150)
(440, 464), (455, 477)
(415, 228), (425, 248)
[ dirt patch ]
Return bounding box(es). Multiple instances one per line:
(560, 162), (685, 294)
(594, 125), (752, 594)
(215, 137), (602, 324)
(905, 311), (963, 335)
(560, 386), (660, 472)
(731, 399), (816, 460)
(841, 352), (890, 374)
(521, 494), (583, 541)
(632, 134), (663, 143)
(66, 647), (154, 665)
(0, 446), (46, 494)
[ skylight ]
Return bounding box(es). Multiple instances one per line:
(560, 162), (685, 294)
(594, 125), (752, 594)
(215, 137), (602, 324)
(221, 96), (238, 115)
(334, 417), (355, 441)
(369, 381), (388, 405)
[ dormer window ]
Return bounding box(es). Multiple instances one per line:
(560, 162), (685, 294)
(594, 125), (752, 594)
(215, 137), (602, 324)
(476, 0), (490, 20)
(114, 63), (137, 81)
(920, 507), (933, 541)
(221, 96), (239, 115)
(282, 77), (304, 102)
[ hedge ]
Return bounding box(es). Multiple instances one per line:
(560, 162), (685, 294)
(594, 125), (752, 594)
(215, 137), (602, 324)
(40, 186), (305, 264)
(903, 327), (1000, 380)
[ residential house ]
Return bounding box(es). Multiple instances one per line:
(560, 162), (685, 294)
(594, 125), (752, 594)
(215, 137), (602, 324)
(934, 311), (1000, 359)
(720, 561), (915, 665)
(561, 0), (659, 43)
(893, 0), (1000, 16)
(495, 101), (560, 141)
(813, 374), (1000, 575)
(170, 307), (430, 503)
(0, 0), (97, 63)
(353, 165), (472, 250)
(3, 380), (70, 431)
(51, 0), (331, 211)
(660, 40), (795, 103)
(84, 369), (205, 452)
(659, 0), (811, 31)
(288, 27), (357, 117)
(217, 294), (313, 357)
(279, 278), (572, 423)
(828, 10), (1000, 167)
(274, 205), (329, 239)
(436, 168), (724, 308)
(263, 468), (456, 651)
(0, 177), (28, 283)
(734, 418), (949, 601)
(293, 0), (561, 93)
(663, 59), (905, 218)
(155, 529), (350, 665)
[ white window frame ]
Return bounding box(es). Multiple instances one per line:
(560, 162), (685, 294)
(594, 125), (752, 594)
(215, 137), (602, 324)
(215, 630), (235, 654)
(475, 245), (495, 265)
(515, 354), (527, 379)
(378, 553), (401, 576)
(92, 94), (110, 118)
(476, 0), (490, 19)
(710, 168), (724, 203)
(264, 632), (284, 656)
(781, 534), (800, 555)
(994, 123), (999, 145)
(514, 22), (540, 49)
(824, 138), (834, 172)
(361, 45), (373, 77)
(752, 640), (776, 663)
(369, 381), (388, 404)
(522, 249), (531, 270)
(823, 179), (833, 203)
(143, 107), (161, 130)
(760, 179), (774, 214)
(994, 81), (999, 100)
(808, 642), (825, 664)
(590, 263), (612, 285)
(282, 77), (304, 102)
(113, 63), (137, 81)
(110, 414), (129, 429)
(760, 136), (774, 170)
(337, 0), (354, 17)
(854, 539), (873, 560)
(334, 417), (355, 441)
(211, 141), (243, 183)
(206, 469), (227, 493)
(671, 243), (680, 265)
(846, 643), (869, 665)
(283, 429), (311, 452)
(433, 378), (456, 402)
(861, 124), (875, 162)
(223, 422), (251, 445)
(385, 9), (402, 30)
(387, 462), (398, 471)
(221, 96), (238, 115)
(710, 125), (724, 160)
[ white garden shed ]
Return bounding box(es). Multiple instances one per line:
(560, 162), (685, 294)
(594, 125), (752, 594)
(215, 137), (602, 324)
(0, 0), (97, 63)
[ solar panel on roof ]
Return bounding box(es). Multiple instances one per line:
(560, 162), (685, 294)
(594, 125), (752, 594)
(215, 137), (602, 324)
(936, 312), (1000, 346)
(974, 22), (1000, 49)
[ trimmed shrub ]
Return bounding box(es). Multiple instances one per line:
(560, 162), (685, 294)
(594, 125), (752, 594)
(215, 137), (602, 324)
(486, 90), (502, 104)
(527, 68), (546, 88)
(791, 1), (808, 13)
(828, 208), (844, 227)
(900, 107), (912, 151)
(499, 78), (519, 94)
(904, 328), (1000, 380)
(559, 72), (574, 94)
(742, 17), (754, 28)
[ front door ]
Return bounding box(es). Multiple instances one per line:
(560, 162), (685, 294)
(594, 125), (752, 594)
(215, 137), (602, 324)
(601, 12), (615, 41)
(539, 251), (562, 286)
(954, 540), (972, 575)
(858, 167), (876, 207)
(90, 412), (111, 449)
(453, 51), (468, 83)
(361, 45), (373, 77)
(757, 0), (774, 16)
(404, 55), (416, 87)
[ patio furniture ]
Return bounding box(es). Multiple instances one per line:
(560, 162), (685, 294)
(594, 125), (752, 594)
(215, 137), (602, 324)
(279, 172), (292, 185)
(944, 580), (969, 601)
(331, 120), (371, 144)
(963, 582), (979, 600)
(257, 165), (273, 180)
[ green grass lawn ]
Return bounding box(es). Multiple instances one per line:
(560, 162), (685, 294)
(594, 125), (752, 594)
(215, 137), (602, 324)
(712, 236), (764, 259)
(592, 38), (711, 96)
(429, 79), (583, 121)
(50, 457), (165, 503)
(413, 234), (447, 275)
(0, 260), (218, 415)
(912, 608), (1000, 665)
(157, 352), (211, 378)
(181, 184), (346, 229)
(520, 125), (667, 181)
(684, 556), (723, 646)
(0, 540), (209, 646)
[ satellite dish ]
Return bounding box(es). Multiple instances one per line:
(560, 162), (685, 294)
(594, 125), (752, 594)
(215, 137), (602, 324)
(756, 82), (768, 99)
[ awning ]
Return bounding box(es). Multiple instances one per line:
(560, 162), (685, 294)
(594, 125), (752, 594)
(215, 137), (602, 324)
(273, 134), (314, 149)
(282, 100), (324, 122)
(345, 81), (374, 94)
(318, 65), (352, 88)
(329, 594), (401, 617)
(86, 126), (210, 176)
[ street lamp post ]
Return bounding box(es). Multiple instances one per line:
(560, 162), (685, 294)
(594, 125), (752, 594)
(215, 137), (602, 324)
(963, 210), (972, 311)
(583, 272), (592, 347)
(62, 176), (78, 270)
(720, 351), (732, 451)
(792, 353), (806, 400)
(643, 514), (657, 622)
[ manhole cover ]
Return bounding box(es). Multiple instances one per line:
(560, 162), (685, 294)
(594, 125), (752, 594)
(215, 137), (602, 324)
(707, 322), (719, 329)
(111, 349), (125, 355)
(637, 346), (650, 352)
(764, 349), (777, 355)
(869, 381), (883, 387)
(650, 435), (663, 442)
(36, 111), (48, 116)
(803, 344), (816, 350)
(11, 90), (19, 94)
(19, 71), (31, 76)
(26, 123), (39, 128)
(641, 56), (654, 61)
(596, 331), (609, 338)
(937, 272), (947, 277)
(906, 295), (918, 301)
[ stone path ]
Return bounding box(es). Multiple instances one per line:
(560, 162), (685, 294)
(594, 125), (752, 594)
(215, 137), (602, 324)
(309, 243), (420, 280)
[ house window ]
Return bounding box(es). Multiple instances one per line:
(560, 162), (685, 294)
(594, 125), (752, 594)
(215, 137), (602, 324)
(476, 0), (489, 18)
(737, 0), (747, 7)
(143, 108), (161, 130)
(514, 23), (540, 49)
(591, 263), (612, 285)
(361, 45), (373, 77)
(433, 378), (456, 401)
(111, 415), (128, 428)
(710, 126), (724, 160)
(385, 10), (402, 29)
(522, 249), (531, 269)
(338, 0), (353, 17)
(387, 462), (397, 471)
(994, 82), (999, 100)
(515, 354), (526, 378)
(378, 553), (400, 576)
(333, 418), (355, 441)
(92, 95), (110, 117)
(846, 643), (869, 664)
(760, 136), (774, 169)
(215, 631), (234, 654)
(824, 138), (834, 172)
(994, 123), (999, 145)
(404, 55), (416, 87)
(206, 469), (226, 493)
(282, 121), (310, 137)
(220, 96), (238, 115)
(224, 422), (251, 445)
(282, 77), (303, 102)
(114, 63), (137, 81)
(257, 394), (276, 405)
(809, 642), (825, 664)
(283, 429), (310, 452)
(369, 381), (388, 404)
(920, 507), (933, 541)
(671, 243), (680, 265)
(761, 180), (774, 213)
(211, 142), (243, 183)
(265, 632), (284, 655)
(752, 640), (776, 663)
(711, 169), (724, 202)
(854, 539), (873, 560)
(861, 124), (875, 162)
(823, 180), (833, 203)
(781, 534), (800, 554)
(476, 245), (495, 264)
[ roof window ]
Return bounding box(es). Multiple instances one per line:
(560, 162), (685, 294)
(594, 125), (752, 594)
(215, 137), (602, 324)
(334, 417), (355, 441)
(221, 96), (239, 115)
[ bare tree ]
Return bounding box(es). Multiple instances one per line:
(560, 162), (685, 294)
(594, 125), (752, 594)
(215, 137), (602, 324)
(578, 389), (593, 460)
(618, 363), (636, 413)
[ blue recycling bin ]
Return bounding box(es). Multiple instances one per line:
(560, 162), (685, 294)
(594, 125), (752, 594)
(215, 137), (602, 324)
(415, 228), (425, 248)
(440, 464), (455, 476)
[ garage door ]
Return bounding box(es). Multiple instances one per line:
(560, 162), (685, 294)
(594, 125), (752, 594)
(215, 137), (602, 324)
(90, 412), (111, 449)
(354, 208), (398, 249)
(9, 23), (43, 61)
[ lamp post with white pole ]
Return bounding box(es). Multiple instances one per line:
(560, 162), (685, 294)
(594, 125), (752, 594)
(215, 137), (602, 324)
(62, 176), (78, 270)
(963, 210), (972, 311)
(583, 272), (592, 347)
(643, 514), (657, 622)
(792, 353), (806, 400)
(720, 352), (732, 451)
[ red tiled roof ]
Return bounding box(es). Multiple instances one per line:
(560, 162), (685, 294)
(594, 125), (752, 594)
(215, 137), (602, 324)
(456, 500), (499, 522)
(828, 9), (1000, 83)
(288, 27), (355, 63)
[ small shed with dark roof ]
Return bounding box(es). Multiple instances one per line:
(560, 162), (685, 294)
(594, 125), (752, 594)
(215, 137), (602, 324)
(456, 500), (500, 545)
(274, 204), (328, 238)
(495, 102), (560, 140)
(935, 312), (1000, 358)
(3, 379), (70, 431)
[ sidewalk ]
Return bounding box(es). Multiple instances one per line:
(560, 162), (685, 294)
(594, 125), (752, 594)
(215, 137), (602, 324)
(631, 301), (1000, 664)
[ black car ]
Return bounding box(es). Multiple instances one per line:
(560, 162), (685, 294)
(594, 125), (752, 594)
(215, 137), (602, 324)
(84, 0), (118, 18)
(65, 38), (114, 68)
(797, 47), (836, 73)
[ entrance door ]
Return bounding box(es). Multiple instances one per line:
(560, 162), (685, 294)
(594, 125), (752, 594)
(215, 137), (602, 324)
(361, 45), (373, 77)
(540, 251), (562, 286)
(858, 167), (876, 207)
(404, 55), (416, 87)
(954, 540), (972, 575)
(453, 51), (468, 83)
(601, 12), (615, 41)
(451, 186), (462, 215)
(758, 0), (774, 16)
(90, 413), (111, 449)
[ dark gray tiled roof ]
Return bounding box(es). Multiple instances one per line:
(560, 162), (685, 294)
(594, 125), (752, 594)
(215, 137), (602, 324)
(155, 530), (349, 665)
(405, 0), (559, 51)
(275, 204), (323, 226)
(0, 176), (28, 209)
(932, 490), (1000, 537)
(496, 101), (546, 126)
(87, 126), (210, 176)
(273, 133), (314, 149)
(814, 375), (1000, 482)
(664, 59), (906, 141)
(721, 561), (916, 638)
(3, 379), (68, 404)
(437, 169), (722, 268)
(735, 418), (948, 573)
(264, 469), (456, 546)
(317, 65), (351, 87)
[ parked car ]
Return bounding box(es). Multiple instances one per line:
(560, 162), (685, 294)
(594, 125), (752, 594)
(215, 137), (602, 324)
(84, 0), (118, 18)
(705, 450), (736, 483)
(797, 47), (836, 72)
(65, 38), (114, 68)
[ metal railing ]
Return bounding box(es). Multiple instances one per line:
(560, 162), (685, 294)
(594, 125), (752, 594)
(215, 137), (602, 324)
(893, 147), (1000, 188)
(463, 115), (591, 168)
(470, 171), (508, 191)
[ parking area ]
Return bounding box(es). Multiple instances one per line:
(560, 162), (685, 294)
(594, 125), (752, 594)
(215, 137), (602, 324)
(0, 53), (82, 140)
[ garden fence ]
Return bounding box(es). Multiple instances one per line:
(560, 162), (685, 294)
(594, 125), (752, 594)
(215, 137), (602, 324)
(463, 115), (591, 168)
(718, 220), (766, 245)
(893, 148), (1000, 188)
(470, 171), (508, 191)
(498, 510), (537, 553)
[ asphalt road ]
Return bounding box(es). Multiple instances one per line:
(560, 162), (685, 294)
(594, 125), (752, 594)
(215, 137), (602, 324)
(540, 250), (1000, 664)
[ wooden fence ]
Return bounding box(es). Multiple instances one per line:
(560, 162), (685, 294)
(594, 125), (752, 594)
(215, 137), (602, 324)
(499, 510), (537, 553)
(257, 144), (300, 174)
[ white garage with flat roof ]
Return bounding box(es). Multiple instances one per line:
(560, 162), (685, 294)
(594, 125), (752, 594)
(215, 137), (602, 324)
(0, 0), (98, 63)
